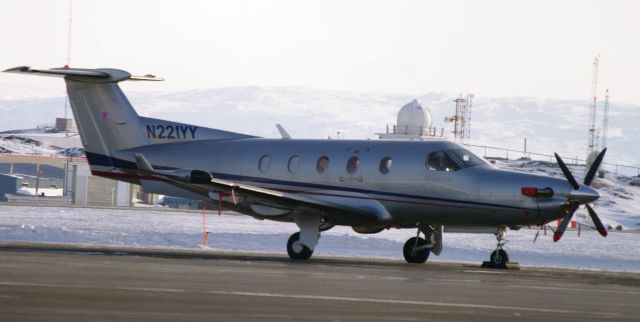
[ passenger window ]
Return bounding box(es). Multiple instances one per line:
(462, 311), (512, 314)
(346, 156), (359, 174)
(288, 155), (301, 174)
(316, 156), (329, 174)
(426, 151), (460, 172)
(379, 157), (392, 174)
(258, 155), (271, 173)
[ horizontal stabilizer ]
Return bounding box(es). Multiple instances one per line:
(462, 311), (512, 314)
(3, 66), (163, 82)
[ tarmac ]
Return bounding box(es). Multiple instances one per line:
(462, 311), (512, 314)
(0, 243), (639, 321)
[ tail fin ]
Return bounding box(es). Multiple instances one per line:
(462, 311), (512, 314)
(4, 66), (161, 157)
(5, 66), (258, 175)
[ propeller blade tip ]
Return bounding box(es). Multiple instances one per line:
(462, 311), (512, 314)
(598, 228), (608, 237)
(553, 232), (563, 242)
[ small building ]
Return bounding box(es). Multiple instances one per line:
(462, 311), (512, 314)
(0, 174), (20, 201)
(55, 118), (74, 131)
(66, 161), (132, 207)
(0, 173), (64, 201)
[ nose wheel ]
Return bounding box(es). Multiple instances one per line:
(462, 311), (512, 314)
(490, 249), (509, 266)
(483, 225), (515, 268)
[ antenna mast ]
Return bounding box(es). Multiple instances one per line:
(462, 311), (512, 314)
(449, 93), (473, 144)
(63, 0), (73, 121)
(587, 56), (599, 156)
(601, 89), (610, 150)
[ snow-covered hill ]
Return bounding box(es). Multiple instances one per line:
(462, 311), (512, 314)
(0, 128), (83, 156)
(1, 87), (638, 166)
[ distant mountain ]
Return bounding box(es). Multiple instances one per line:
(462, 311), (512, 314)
(1, 87), (638, 166)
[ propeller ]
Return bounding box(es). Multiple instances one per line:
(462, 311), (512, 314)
(553, 148), (608, 242)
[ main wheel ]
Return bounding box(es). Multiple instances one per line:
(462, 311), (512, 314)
(287, 232), (313, 260)
(490, 249), (509, 265)
(403, 237), (430, 264)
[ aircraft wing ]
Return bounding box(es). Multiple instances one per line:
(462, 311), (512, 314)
(133, 154), (380, 224)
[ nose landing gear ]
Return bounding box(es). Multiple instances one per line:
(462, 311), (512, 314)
(482, 225), (518, 269)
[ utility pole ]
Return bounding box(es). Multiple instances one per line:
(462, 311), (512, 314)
(587, 56), (599, 157)
(601, 89), (610, 150)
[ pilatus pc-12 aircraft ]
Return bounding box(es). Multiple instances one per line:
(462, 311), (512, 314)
(5, 66), (608, 265)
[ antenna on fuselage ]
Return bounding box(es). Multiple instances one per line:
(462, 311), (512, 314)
(276, 124), (291, 139)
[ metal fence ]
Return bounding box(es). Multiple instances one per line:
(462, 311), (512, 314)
(463, 143), (640, 177)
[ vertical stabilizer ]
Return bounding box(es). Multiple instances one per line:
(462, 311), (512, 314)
(66, 80), (148, 155)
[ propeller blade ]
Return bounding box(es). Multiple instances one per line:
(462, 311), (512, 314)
(553, 201), (580, 242)
(555, 153), (579, 190)
(586, 204), (608, 237)
(584, 148), (607, 186)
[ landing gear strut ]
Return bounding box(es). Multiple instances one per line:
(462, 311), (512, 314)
(488, 225), (510, 266)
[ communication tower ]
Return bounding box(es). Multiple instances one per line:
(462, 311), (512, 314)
(445, 93), (473, 144)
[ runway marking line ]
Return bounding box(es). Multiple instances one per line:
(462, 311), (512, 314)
(0, 280), (622, 316)
(508, 284), (640, 296)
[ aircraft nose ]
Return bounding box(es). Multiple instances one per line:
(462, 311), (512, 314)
(569, 185), (600, 204)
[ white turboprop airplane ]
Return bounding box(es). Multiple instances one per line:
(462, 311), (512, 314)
(5, 66), (608, 265)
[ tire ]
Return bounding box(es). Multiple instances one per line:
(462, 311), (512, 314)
(403, 237), (430, 264)
(287, 232), (313, 260)
(490, 249), (509, 265)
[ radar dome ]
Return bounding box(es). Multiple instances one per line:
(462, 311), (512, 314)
(396, 99), (432, 135)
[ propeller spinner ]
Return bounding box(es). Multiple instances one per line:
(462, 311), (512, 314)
(553, 148), (608, 242)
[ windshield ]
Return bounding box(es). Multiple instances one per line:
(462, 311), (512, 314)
(447, 148), (487, 168)
(426, 151), (460, 172)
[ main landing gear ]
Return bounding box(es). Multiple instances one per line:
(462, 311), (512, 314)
(287, 232), (313, 260)
(403, 224), (442, 264)
(286, 215), (321, 260)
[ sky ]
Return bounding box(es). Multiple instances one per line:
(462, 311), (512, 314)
(1, 0), (639, 104)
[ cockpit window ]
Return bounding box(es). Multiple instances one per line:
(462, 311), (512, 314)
(426, 151), (460, 172)
(447, 149), (487, 168)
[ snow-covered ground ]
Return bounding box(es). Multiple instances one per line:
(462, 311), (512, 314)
(15, 187), (63, 197)
(1, 205), (638, 272)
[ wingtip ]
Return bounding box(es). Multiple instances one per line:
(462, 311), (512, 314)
(3, 66), (30, 73)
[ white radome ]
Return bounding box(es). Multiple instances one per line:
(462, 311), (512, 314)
(396, 99), (432, 135)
